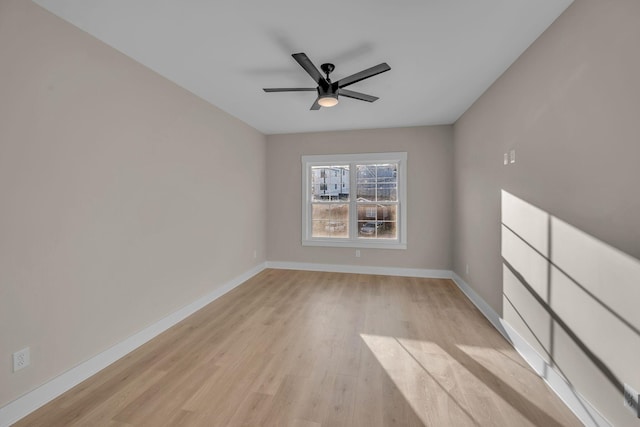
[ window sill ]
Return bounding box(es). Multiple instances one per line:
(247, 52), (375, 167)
(302, 240), (407, 250)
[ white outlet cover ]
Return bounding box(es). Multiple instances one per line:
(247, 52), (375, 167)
(510, 149), (516, 163)
(13, 347), (30, 372)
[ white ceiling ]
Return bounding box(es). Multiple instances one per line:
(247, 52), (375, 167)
(34, 0), (573, 135)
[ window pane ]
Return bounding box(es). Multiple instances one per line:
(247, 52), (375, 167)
(311, 165), (349, 201)
(311, 203), (349, 238)
(356, 163), (397, 202)
(357, 204), (397, 239)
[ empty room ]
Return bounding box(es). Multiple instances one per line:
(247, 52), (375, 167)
(1, 0), (639, 426)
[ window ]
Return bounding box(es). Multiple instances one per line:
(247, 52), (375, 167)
(302, 152), (407, 249)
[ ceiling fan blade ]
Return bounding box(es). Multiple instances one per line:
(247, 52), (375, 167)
(336, 63), (391, 89)
(310, 98), (321, 110)
(263, 88), (317, 92)
(292, 53), (329, 88)
(339, 89), (379, 103)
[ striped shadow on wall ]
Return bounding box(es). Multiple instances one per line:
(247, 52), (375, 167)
(500, 190), (640, 427)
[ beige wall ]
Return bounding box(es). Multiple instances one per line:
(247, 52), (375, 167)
(266, 126), (453, 270)
(453, 0), (640, 425)
(0, 0), (266, 407)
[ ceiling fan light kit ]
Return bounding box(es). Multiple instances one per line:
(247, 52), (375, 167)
(318, 95), (339, 108)
(263, 53), (390, 110)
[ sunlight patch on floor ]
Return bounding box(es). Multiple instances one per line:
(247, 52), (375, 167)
(360, 333), (480, 427)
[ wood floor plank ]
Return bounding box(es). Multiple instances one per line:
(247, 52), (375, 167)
(225, 392), (274, 427)
(14, 269), (582, 427)
(323, 373), (356, 427)
(68, 369), (167, 426)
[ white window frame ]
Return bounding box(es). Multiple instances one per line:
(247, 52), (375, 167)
(302, 152), (407, 249)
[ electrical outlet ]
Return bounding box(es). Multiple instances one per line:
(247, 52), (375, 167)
(503, 153), (509, 165)
(355, 249), (361, 258)
(624, 383), (640, 417)
(13, 347), (30, 372)
(510, 149), (516, 164)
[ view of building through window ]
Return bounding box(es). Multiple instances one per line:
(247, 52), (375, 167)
(311, 165), (350, 238)
(356, 164), (397, 239)
(310, 163), (398, 239)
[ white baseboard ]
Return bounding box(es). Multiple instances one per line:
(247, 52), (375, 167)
(500, 321), (612, 427)
(450, 273), (611, 427)
(265, 261), (453, 279)
(0, 262), (267, 427)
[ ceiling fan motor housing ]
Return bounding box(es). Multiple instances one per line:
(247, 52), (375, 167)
(317, 84), (338, 98)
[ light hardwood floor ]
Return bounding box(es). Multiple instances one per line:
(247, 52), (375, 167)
(15, 269), (582, 426)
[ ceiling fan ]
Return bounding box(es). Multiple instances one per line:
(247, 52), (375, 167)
(263, 52), (391, 110)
